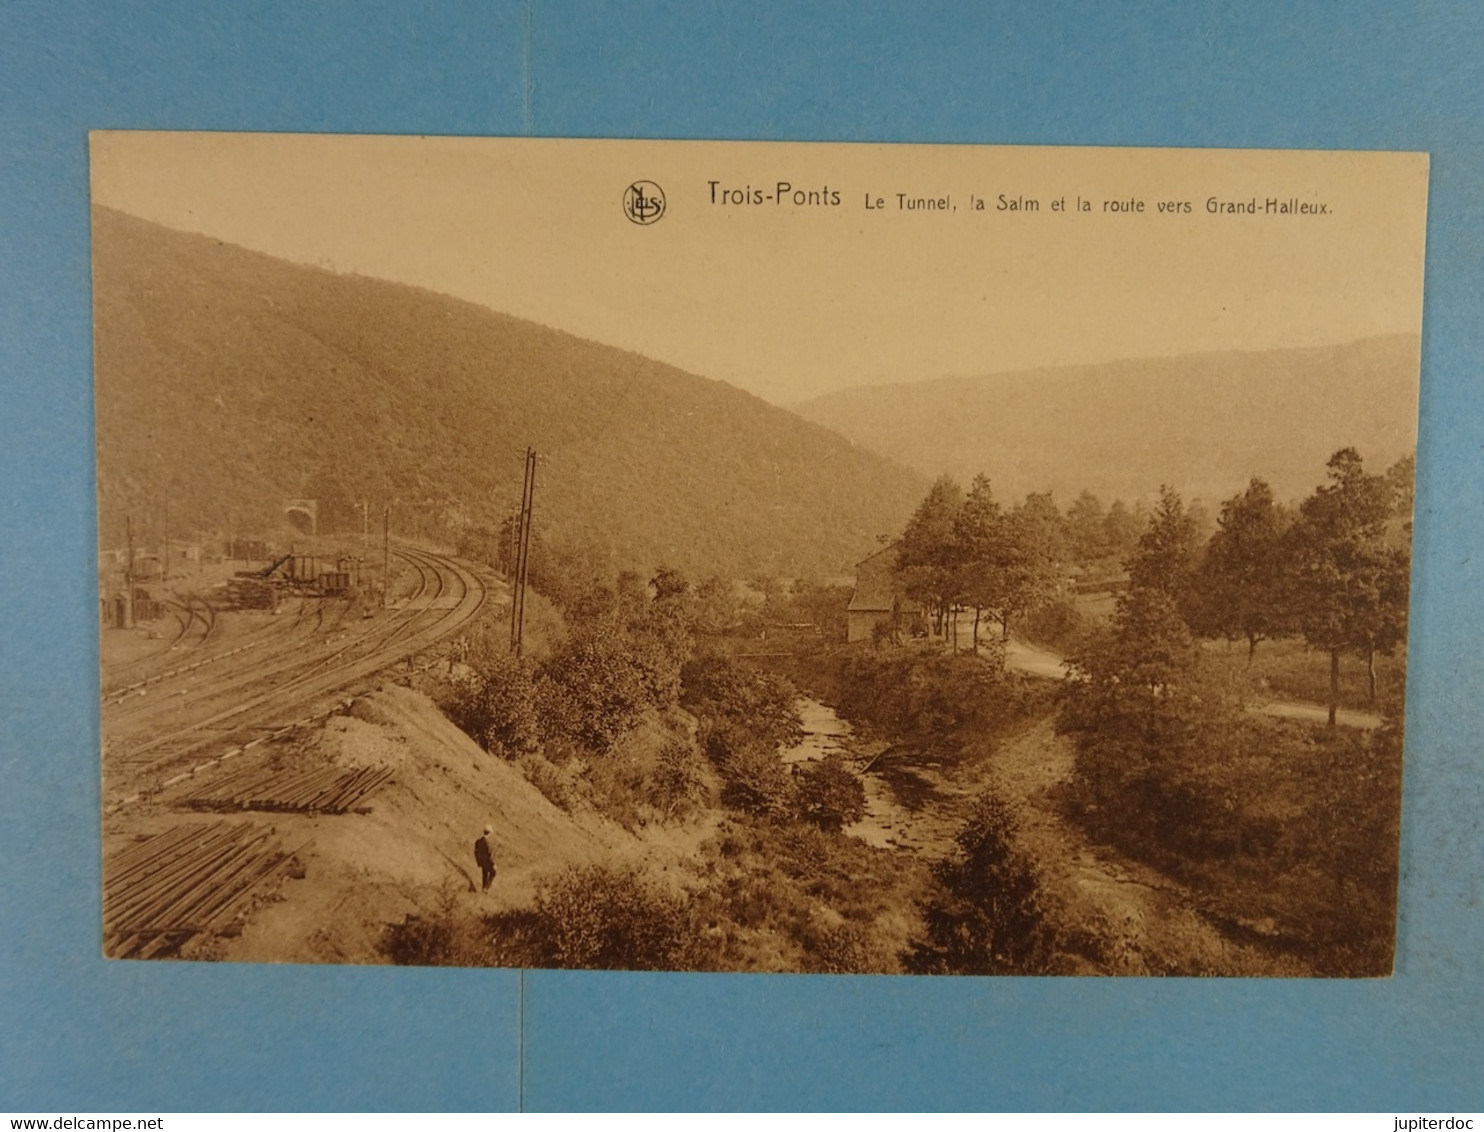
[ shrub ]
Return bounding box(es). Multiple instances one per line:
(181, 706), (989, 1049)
(831, 647), (1038, 738)
(681, 652), (803, 750)
(517, 752), (583, 812)
(649, 738), (709, 822)
(437, 649), (541, 758)
(794, 754), (867, 832)
(381, 883), (499, 967)
(799, 921), (887, 974)
(526, 865), (702, 970)
(720, 743), (799, 820)
(539, 619), (654, 752)
(1021, 597), (1090, 653)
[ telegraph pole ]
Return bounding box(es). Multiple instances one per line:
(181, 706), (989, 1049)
(125, 514), (135, 628)
(509, 447), (537, 655)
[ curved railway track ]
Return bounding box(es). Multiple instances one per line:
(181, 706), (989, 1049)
(102, 547), (491, 802)
(102, 592), (222, 693)
(104, 593), (333, 709)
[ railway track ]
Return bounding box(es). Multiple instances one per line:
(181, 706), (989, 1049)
(104, 820), (307, 959)
(102, 547), (489, 799)
(102, 591), (221, 693)
(104, 592), (332, 712)
(99, 545), (496, 961)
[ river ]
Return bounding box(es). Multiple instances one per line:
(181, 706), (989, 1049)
(781, 696), (908, 850)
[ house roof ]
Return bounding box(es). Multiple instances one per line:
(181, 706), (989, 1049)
(847, 541), (919, 613)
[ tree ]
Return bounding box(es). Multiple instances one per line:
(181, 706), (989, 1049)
(1127, 485), (1202, 604)
(1193, 478), (1292, 662)
(538, 618), (655, 752)
(691, 575), (743, 634)
(895, 475), (964, 639)
(785, 578), (853, 642)
(952, 474), (1003, 653)
(1102, 499), (1146, 565)
(1065, 490), (1109, 567)
(904, 790), (1059, 974)
(988, 492), (1066, 641)
(1385, 452), (1416, 528)
(440, 647), (541, 758)
(1284, 449), (1409, 723)
(680, 651), (804, 751)
(1064, 586), (1205, 725)
(1060, 585), (1246, 853)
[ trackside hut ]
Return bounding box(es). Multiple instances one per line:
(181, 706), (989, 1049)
(846, 542), (925, 642)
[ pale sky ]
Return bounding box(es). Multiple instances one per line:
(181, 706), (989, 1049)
(90, 133), (1429, 405)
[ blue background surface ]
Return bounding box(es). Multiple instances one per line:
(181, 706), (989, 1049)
(2, 0), (1481, 1112)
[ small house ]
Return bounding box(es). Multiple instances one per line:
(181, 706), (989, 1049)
(846, 542), (925, 642)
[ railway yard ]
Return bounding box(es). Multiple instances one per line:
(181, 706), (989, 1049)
(99, 542), (496, 960)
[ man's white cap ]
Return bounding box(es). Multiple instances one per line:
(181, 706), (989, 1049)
(483, 825), (492, 834)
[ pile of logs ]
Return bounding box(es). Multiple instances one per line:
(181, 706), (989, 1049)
(103, 822), (303, 959)
(185, 762), (393, 814)
(226, 576), (278, 610)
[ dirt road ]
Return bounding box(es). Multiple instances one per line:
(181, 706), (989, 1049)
(1000, 635), (1382, 729)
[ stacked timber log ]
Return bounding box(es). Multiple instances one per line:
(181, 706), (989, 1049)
(185, 762), (393, 814)
(226, 576), (278, 610)
(103, 822), (303, 959)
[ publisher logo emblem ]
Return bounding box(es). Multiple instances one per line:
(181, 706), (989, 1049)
(624, 181), (666, 225)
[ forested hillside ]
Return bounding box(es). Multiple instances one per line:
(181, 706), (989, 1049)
(793, 338), (1420, 505)
(92, 207), (923, 577)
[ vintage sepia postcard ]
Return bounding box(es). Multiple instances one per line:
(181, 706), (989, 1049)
(92, 134), (1427, 975)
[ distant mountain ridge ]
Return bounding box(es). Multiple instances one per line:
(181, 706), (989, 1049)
(92, 207), (925, 578)
(792, 338), (1420, 505)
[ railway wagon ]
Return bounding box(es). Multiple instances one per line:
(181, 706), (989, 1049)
(318, 571), (352, 595)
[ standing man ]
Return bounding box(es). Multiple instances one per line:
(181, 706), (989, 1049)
(474, 825), (497, 894)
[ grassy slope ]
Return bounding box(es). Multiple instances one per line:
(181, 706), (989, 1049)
(93, 206), (924, 578)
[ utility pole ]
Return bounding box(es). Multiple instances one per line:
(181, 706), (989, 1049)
(125, 514), (135, 628)
(509, 447), (537, 655)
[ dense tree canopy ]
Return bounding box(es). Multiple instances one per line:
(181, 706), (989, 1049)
(1192, 477), (1292, 661)
(895, 474), (965, 634)
(1284, 449), (1410, 720)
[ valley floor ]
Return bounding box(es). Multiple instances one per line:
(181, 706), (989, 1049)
(177, 654), (1322, 975)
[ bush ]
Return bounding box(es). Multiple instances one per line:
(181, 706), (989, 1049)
(681, 652), (803, 750)
(830, 647), (1039, 738)
(517, 752), (583, 812)
(798, 921), (887, 974)
(692, 816), (929, 974)
(1020, 597), (1090, 654)
(381, 883), (500, 967)
(526, 865), (702, 970)
(794, 754), (867, 832)
(703, 723), (798, 820)
(539, 619), (655, 752)
(650, 738), (709, 822)
(437, 649), (541, 758)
